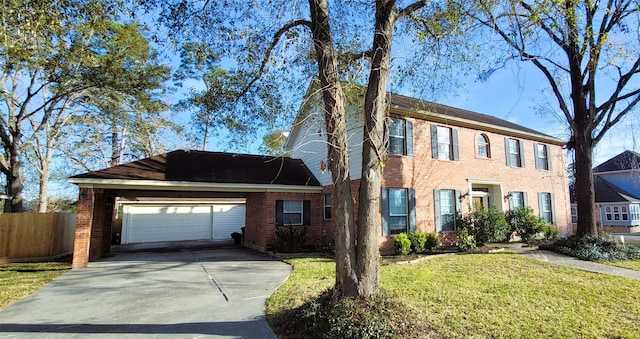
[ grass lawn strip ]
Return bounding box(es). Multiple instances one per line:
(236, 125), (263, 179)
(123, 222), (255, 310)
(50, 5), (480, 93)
(599, 259), (640, 271)
(0, 262), (71, 310)
(267, 253), (640, 338)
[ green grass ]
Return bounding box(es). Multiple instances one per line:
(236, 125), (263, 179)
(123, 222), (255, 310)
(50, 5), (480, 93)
(0, 262), (71, 309)
(600, 259), (640, 271)
(267, 254), (640, 338)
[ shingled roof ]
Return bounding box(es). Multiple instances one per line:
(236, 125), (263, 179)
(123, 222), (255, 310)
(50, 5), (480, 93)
(593, 176), (640, 203)
(593, 150), (640, 173)
(388, 93), (554, 138)
(71, 150), (321, 187)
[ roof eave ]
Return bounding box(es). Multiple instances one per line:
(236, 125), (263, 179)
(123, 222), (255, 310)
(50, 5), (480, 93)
(68, 178), (323, 193)
(389, 106), (566, 146)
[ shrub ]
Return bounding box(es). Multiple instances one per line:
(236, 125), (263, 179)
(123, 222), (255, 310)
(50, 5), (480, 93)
(459, 206), (510, 245)
(543, 224), (559, 240)
(540, 234), (640, 261)
(394, 233), (412, 256)
(407, 231), (427, 253)
(457, 229), (476, 251)
(273, 225), (308, 253)
(506, 206), (548, 242)
(425, 232), (440, 252)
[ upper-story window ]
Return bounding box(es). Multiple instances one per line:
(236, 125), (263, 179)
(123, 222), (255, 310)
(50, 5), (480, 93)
(505, 138), (525, 167)
(477, 134), (491, 158)
(535, 143), (551, 170)
(388, 118), (413, 156)
(431, 125), (459, 160)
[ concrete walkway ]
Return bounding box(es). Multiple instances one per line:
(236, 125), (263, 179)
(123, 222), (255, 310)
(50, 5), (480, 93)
(0, 240), (292, 338)
(500, 243), (640, 280)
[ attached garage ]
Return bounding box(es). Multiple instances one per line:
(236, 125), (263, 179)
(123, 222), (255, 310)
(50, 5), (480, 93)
(122, 203), (246, 244)
(69, 150), (322, 268)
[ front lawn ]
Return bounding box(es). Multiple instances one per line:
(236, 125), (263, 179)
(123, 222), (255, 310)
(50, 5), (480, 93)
(267, 254), (640, 338)
(0, 262), (71, 309)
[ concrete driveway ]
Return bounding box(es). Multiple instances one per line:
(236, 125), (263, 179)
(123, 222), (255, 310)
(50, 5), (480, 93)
(0, 240), (292, 338)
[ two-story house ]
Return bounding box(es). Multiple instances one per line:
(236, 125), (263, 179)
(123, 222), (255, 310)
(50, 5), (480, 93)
(286, 84), (572, 250)
(583, 150), (640, 233)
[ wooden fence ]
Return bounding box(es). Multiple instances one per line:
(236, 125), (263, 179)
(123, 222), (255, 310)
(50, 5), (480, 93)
(0, 213), (76, 261)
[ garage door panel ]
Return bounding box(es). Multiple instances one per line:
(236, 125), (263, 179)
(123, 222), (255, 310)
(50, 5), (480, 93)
(212, 204), (246, 240)
(123, 203), (246, 244)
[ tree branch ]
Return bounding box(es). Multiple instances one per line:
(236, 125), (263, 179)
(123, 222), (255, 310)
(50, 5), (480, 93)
(238, 19), (312, 98)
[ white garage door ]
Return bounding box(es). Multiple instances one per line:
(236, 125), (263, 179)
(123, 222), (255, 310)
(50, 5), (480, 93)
(122, 204), (246, 244)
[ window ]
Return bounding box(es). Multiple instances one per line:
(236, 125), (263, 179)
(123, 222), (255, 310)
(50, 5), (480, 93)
(431, 125), (459, 160)
(276, 200), (311, 226)
(477, 134), (491, 158)
(538, 193), (554, 223)
(535, 144), (551, 170)
(631, 204), (640, 221)
(388, 118), (413, 156)
(323, 194), (331, 219)
(509, 191), (527, 209)
(571, 204), (578, 223)
(434, 189), (460, 232)
(381, 188), (416, 236)
(604, 205), (630, 222)
(505, 138), (525, 167)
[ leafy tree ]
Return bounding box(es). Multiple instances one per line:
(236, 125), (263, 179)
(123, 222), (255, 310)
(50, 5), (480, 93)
(148, 0), (466, 298)
(0, 1), (173, 211)
(259, 130), (289, 156)
(459, 0), (640, 237)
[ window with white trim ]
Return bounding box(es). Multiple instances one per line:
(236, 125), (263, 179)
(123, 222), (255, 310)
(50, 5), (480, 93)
(388, 188), (409, 235)
(323, 194), (331, 219)
(631, 204), (640, 221)
(535, 144), (551, 170)
(539, 192), (553, 223)
(571, 205), (578, 223)
(604, 205), (629, 221)
(506, 138), (523, 167)
(509, 191), (526, 209)
(388, 118), (413, 156)
(283, 201), (303, 225)
(477, 134), (490, 158)
(431, 125), (459, 160)
(435, 189), (459, 232)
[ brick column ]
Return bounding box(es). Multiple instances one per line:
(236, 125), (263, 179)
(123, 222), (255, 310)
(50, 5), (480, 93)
(72, 187), (94, 269)
(89, 189), (105, 261)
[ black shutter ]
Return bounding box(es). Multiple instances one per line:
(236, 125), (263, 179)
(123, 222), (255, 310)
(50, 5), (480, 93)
(431, 124), (439, 159)
(276, 200), (283, 226)
(434, 190), (441, 232)
(452, 128), (459, 161)
(406, 120), (414, 156)
(409, 188), (417, 232)
(303, 200), (311, 225)
(504, 138), (511, 166)
(381, 188), (390, 236)
(519, 140), (525, 167)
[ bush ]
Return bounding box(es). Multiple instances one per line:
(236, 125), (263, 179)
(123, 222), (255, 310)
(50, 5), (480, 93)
(425, 232), (440, 252)
(394, 233), (412, 256)
(459, 206), (510, 245)
(273, 225), (308, 253)
(540, 234), (640, 261)
(407, 231), (427, 253)
(457, 229), (476, 251)
(543, 224), (559, 240)
(506, 206), (548, 242)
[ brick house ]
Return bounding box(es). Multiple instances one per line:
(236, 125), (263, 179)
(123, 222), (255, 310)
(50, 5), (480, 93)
(69, 86), (572, 268)
(285, 86), (572, 252)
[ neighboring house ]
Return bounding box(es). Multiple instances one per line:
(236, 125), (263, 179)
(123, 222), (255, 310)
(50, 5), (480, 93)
(585, 150), (640, 233)
(285, 84), (572, 251)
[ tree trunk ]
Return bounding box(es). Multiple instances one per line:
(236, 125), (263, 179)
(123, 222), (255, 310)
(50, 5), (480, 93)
(356, 0), (397, 298)
(308, 0), (359, 298)
(5, 142), (24, 213)
(573, 129), (597, 236)
(37, 162), (49, 212)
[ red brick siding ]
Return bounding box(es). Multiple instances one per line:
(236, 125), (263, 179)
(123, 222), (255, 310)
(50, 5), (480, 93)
(245, 191), (327, 252)
(72, 187), (94, 268)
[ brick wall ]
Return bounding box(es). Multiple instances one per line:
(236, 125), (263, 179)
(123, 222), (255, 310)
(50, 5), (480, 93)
(72, 187), (94, 268)
(245, 191), (327, 252)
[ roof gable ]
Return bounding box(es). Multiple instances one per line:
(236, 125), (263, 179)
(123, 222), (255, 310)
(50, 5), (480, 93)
(71, 150), (321, 187)
(594, 175), (640, 203)
(594, 150), (640, 172)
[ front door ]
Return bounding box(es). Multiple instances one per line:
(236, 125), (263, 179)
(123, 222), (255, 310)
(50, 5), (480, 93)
(472, 196), (484, 210)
